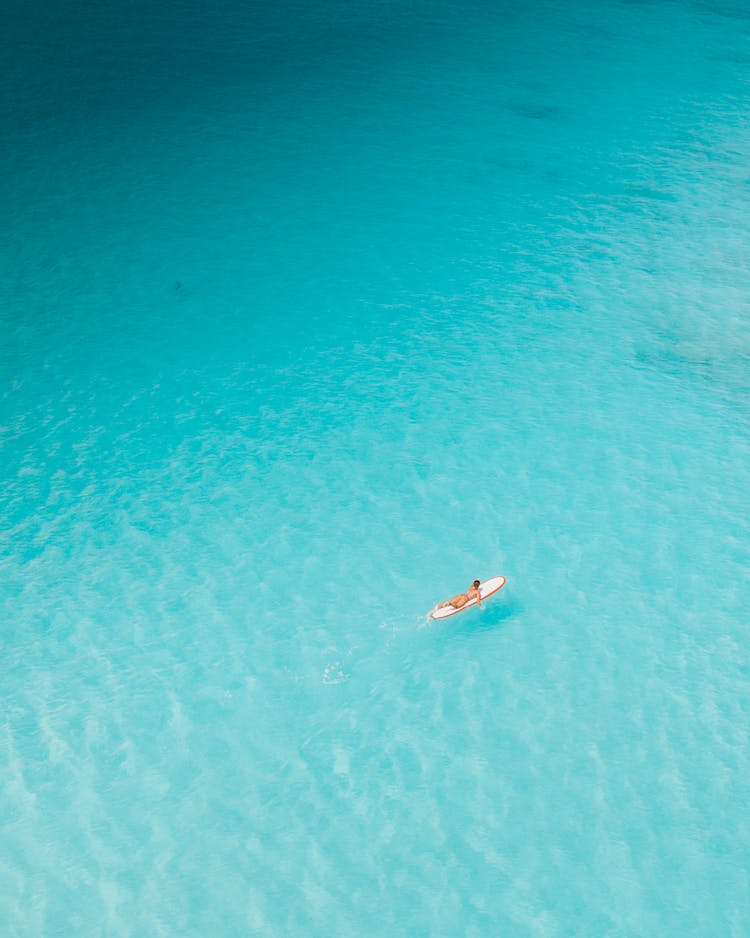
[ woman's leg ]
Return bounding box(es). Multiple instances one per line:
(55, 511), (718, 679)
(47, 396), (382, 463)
(437, 593), (468, 610)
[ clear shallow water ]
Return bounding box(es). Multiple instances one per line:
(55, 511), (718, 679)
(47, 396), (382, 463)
(2, 0), (750, 934)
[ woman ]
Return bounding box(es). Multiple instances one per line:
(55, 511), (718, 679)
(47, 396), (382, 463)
(436, 579), (483, 611)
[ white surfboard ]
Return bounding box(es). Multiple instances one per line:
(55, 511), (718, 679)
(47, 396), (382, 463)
(429, 576), (506, 620)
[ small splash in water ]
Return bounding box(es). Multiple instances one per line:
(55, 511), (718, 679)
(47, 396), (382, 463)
(322, 661), (348, 685)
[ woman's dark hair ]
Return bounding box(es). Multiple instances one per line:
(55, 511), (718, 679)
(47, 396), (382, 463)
(473, 579), (481, 588)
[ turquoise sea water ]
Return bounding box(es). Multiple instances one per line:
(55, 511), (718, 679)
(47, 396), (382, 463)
(3, 0), (750, 933)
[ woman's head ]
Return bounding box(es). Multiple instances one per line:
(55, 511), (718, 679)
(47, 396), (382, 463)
(473, 580), (481, 588)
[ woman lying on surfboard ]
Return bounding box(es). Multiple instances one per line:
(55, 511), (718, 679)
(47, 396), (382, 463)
(435, 580), (483, 612)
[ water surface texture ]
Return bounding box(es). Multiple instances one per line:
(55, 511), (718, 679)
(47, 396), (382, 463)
(2, 0), (750, 934)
